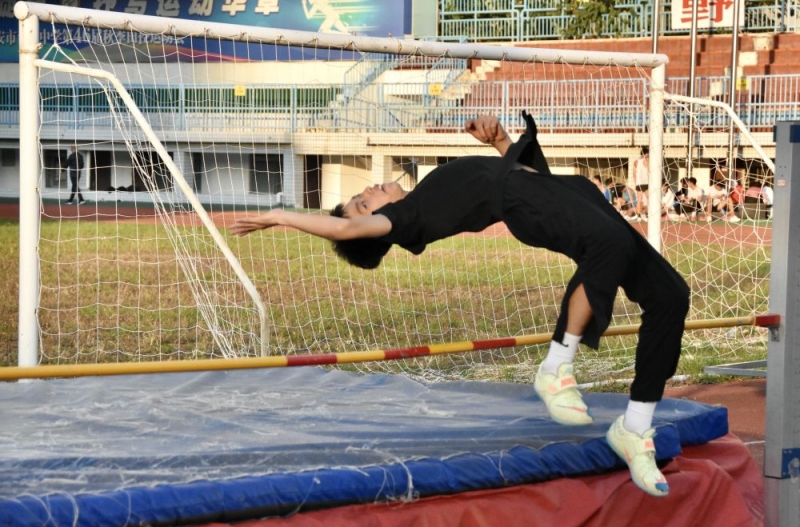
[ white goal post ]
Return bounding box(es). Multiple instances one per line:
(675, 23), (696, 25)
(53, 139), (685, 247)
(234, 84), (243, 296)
(15, 1), (671, 370)
(9, 0), (772, 393)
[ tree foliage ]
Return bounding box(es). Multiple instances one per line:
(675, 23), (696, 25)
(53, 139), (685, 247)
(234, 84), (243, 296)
(560, 0), (635, 39)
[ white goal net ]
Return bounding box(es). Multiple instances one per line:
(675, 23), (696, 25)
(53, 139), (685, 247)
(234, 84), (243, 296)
(14, 2), (771, 384)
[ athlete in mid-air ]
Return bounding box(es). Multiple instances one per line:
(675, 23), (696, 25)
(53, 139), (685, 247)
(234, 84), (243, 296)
(232, 112), (690, 497)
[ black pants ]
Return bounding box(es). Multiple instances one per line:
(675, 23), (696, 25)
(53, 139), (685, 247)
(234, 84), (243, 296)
(573, 179), (690, 402)
(503, 174), (690, 403)
(68, 171), (83, 202)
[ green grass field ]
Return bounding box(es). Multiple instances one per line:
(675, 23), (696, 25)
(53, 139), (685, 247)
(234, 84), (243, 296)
(0, 218), (771, 387)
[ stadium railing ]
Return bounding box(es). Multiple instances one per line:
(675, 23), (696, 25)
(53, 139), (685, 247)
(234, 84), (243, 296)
(439, 0), (800, 42)
(0, 73), (798, 135)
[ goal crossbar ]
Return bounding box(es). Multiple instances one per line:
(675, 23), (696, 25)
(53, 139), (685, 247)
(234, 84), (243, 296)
(14, 1), (669, 68)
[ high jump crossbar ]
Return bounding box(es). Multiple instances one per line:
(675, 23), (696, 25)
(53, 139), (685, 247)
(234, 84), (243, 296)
(0, 314), (779, 381)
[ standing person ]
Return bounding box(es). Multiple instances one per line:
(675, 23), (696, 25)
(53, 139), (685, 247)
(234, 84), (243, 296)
(232, 112), (690, 497)
(64, 144), (86, 205)
(632, 147), (649, 220)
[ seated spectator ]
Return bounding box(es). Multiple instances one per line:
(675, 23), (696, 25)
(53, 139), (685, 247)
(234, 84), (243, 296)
(763, 184), (774, 218)
(676, 177), (704, 220)
(728, 179), (744, 217)
(606, 178), (622, 206)
(661, 181), (677, 219)
(672, 178), (688, 217)
(593, 175), (611, 203)
(745, 179), (766, 203)
(619, 184), (639, 221)
(704, 181), (740, 222)
(745, 179), (774, 219)
(606, 178), (632, 216)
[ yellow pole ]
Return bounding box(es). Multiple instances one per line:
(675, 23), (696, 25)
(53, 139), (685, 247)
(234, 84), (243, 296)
(0, 316), (758, 381)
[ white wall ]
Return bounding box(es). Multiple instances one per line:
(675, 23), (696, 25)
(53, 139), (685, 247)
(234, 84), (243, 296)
(320, 158), (342, 210)
(320, 155), (371, 210)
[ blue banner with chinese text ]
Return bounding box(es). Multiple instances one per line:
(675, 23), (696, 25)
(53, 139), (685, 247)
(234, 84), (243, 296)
(0, 0), (405, 62)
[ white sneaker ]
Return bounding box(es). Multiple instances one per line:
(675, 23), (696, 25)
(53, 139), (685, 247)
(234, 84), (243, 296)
(534, 363), (593, 426)
(606, 415), (669, 497)
(728, 215), (740, 223)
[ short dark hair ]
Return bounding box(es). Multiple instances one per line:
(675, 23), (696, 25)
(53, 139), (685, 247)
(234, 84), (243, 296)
(329, 204), (391, 269)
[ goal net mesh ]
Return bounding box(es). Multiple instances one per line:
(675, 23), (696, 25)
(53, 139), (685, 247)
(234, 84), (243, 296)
(27, 10), (770, 384)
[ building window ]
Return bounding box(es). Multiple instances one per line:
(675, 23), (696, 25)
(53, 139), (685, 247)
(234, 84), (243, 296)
(250, 153), (282, 195)
(43, 150), (66, 189)
(133, 151), (172, 191)
(1, 149), (16, 167)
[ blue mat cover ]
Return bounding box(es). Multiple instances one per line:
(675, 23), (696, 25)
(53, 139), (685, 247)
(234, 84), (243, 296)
(0, 368), (727, 526)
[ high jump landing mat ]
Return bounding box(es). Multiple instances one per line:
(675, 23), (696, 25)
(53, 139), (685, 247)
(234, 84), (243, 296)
(0, 368), (763, 526)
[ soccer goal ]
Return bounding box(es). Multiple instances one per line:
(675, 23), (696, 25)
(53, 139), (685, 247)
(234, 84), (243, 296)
(13, 2), (770, 388)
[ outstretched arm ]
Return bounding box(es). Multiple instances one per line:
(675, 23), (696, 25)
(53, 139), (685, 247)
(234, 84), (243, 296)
(465, 115), (513, 155)
(230, 208), (391, 241)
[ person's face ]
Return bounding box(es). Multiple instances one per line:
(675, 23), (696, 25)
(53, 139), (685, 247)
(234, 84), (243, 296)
(342, 182), (406, 218)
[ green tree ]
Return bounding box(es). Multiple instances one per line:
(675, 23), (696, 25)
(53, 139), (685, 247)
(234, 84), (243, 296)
(561, 0), (634, 39)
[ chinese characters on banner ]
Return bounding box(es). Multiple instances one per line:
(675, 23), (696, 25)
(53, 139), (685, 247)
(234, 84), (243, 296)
(670, 0), (745, 30)
(0, 0), (406, 62)
(79, 0), (279, 18)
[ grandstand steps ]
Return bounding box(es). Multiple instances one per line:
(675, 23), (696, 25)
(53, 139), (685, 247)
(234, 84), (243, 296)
(741, 63), (800, 77)
(486, 33), (800, 82)
(469, 59), (501, 82)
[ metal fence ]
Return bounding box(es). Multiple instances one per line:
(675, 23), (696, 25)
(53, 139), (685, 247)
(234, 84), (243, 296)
(4, 73), (800, 135)
(439, 0), (800, 42)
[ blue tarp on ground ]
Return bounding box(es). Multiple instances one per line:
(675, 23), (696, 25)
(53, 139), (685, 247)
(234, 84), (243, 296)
(0, 368), (728, 526)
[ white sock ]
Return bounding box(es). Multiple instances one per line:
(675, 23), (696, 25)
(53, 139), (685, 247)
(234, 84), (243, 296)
(623, 400), (657, 436)
(540, 332), (582, 375)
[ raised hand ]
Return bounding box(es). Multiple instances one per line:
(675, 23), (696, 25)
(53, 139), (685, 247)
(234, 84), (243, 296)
(464, 115), (507, 145)
(230, 211), (282, 236)
(465, 115), (512, 155)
